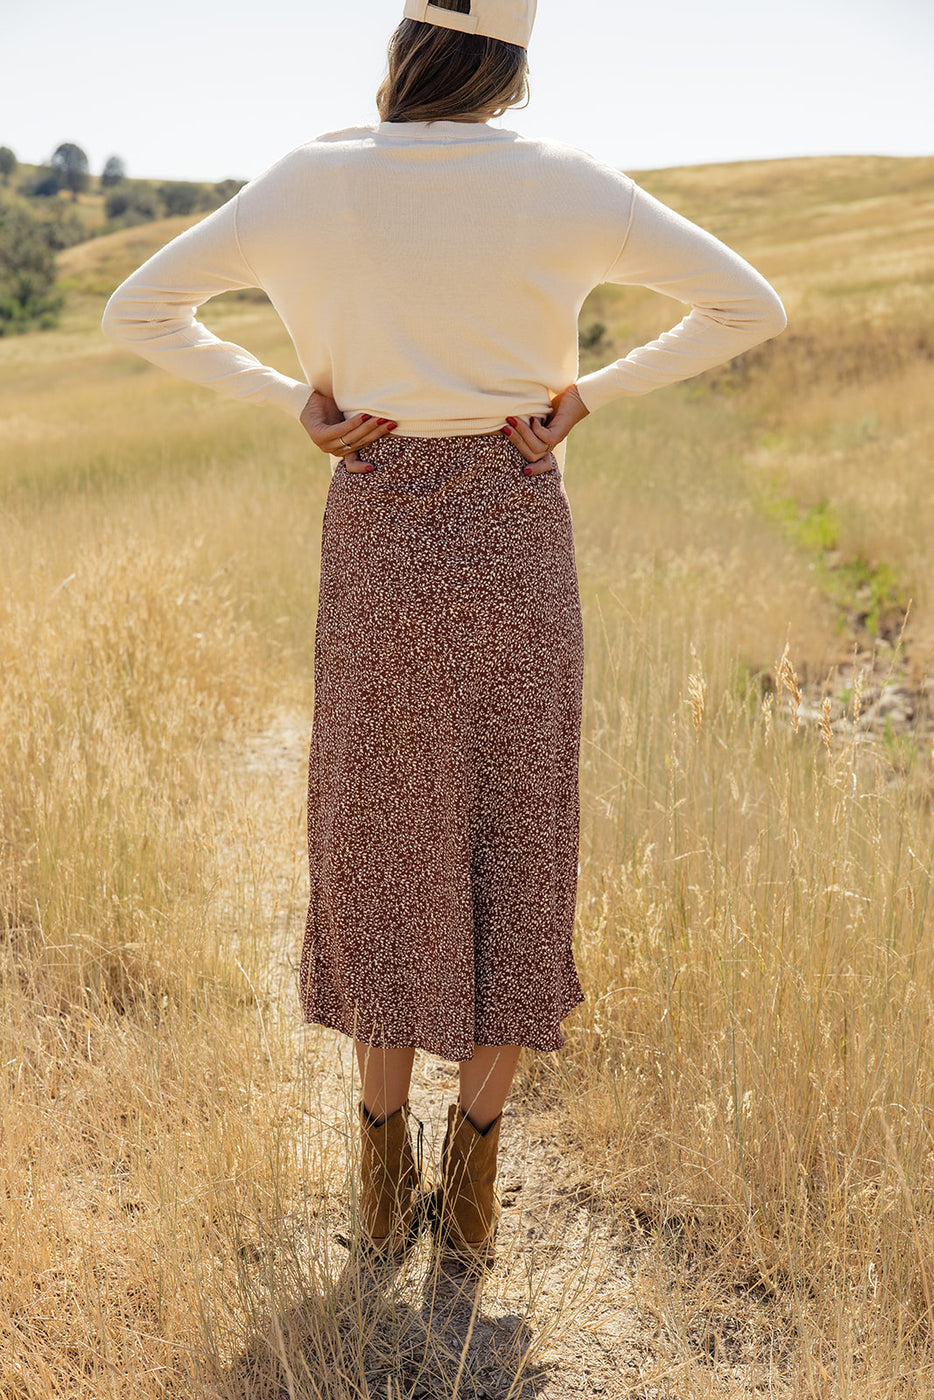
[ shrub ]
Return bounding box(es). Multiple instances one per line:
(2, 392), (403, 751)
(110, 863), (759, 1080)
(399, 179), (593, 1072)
(579, 319), (608, 353)
(43, 206), (87, 251)
(22, 167), (61, 198)
(104, 186), (162, 226)
(158, 181), (206, 217)
(0, 201), (63, 333)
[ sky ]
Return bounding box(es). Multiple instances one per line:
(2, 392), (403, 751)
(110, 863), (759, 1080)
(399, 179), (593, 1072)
(3, 0), (933, 182)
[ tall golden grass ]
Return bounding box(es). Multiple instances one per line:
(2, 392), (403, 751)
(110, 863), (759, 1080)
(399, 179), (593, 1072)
(2, 154), (934, 1396)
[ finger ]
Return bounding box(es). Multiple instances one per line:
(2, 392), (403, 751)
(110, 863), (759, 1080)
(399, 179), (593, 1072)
(502, 430), (548, 463)
(501, 430), (556, 470)
(513, 415), (553, 454)
(343, 452), (374, 472)
(326, 413), (373, 454)
(503, 416), (554, 463)
(327, 415), (399, 455)
(502, 424), (539, 460)
(350, 417), (399, 448)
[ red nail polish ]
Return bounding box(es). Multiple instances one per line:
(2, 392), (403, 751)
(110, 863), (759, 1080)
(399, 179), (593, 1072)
(389, 423), (399, 430)
(506, 416), (518, 427)
(503, 426), (512, 436)
(376, 418), (387, 426)
(361, 414), (371, 422)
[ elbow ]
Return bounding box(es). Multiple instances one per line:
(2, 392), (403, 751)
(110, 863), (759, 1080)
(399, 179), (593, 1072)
(720, 287), (787, 347)
(761, 287), (784, 336)
(757, 285), (787, 340)
(101, 280), (151, 344)
(101, 283), (185, 346)
(100, 288), (127, 343)
(706, 283), (787, 348)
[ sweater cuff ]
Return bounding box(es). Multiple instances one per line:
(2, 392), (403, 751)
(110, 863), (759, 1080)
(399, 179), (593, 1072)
(575, 366), (636, 415)
(280, 379), (313, 418)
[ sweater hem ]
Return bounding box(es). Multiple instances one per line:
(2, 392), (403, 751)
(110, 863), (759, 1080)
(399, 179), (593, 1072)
(340, 416), (533, 437)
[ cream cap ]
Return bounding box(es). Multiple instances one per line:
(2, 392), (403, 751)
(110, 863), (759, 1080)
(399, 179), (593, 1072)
(402, 0), (537, 48)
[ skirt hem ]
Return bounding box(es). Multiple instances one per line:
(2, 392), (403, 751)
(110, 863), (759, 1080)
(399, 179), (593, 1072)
(300, 991), (586, 1064)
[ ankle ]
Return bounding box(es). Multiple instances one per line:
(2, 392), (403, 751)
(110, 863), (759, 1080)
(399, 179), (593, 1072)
(458, 1104), (501, 1136)
(361, 1098), (405, 1127)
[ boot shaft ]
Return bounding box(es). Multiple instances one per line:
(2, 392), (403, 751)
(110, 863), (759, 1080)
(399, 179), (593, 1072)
(436, 1102), (503, 1260)
(357, 1099), (421, 1249)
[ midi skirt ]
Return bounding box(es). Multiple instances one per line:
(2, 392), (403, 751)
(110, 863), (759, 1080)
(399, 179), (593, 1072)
(299, 432), (586, 1064)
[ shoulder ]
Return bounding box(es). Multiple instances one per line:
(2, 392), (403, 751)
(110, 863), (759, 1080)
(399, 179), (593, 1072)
(502, 127), (625, 171)
(312, 123), (380, 145)
(244, 127), (378, 184)
(233, 127), (379, 217)
(500, 129), (636, 214)
(502, 128), (633, 189)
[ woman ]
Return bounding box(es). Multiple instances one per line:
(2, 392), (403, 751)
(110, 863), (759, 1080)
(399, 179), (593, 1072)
(102, 0), (786, 1271)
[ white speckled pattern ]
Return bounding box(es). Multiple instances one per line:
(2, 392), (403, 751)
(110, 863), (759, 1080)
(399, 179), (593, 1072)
(299, 432), (585, 1063)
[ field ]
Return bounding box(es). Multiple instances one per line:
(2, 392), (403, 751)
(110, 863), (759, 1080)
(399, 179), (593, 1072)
(2, 153), (934, 1397)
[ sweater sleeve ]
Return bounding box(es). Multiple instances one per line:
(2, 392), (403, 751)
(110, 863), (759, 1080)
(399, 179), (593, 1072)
(575, 182), (787, 413)
(100, 195), (312, 419)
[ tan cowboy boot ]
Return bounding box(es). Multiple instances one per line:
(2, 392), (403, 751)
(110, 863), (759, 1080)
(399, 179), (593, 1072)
(431, 1102), (503, 1269)
(357, 1098), (430, 1257)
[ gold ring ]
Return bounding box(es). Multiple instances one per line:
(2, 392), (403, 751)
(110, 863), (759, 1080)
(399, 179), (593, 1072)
(338, 435), (351, 449)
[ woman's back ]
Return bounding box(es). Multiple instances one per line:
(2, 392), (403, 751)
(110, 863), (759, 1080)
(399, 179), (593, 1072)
(102, 124), (784, 446)
(222, 120), (630, 432)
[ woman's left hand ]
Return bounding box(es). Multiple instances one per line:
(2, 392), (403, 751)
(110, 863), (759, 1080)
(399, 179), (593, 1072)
(300, 389), (397, 471)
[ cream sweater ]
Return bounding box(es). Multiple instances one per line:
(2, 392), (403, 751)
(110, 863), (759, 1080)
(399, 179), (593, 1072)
(101, 120), (786, 440)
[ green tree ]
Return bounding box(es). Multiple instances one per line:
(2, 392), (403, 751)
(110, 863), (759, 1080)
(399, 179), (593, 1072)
(158, 181), (205, 216)
(101, 155), (126, 188)
(0, 201), (63, 333)
(0, 146), (16, 185)
(51, 142), (90, 201)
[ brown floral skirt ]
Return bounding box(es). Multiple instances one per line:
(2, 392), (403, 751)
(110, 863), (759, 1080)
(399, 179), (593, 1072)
(299, 432), (585, 1063)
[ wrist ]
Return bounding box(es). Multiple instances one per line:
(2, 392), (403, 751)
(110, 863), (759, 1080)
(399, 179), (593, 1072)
(568, 384), (590, 419)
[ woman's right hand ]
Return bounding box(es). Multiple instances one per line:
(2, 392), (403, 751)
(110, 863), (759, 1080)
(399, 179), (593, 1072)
(300, 389), (398, 471)
(501, 383), (590, 469)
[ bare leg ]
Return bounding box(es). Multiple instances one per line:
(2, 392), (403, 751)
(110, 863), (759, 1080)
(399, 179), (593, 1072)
(458, 1044), (521, 1133)
(354, 1040), (416, 1123)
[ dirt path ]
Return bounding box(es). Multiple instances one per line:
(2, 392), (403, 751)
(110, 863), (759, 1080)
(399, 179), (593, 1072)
(226, 714), (792, 1400)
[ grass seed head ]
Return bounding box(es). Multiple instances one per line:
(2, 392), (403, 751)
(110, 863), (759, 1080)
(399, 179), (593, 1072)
(819, 695), (834, 752)
(687, 672), (707, 734)
(777, 644), (802, 733)
(852, 668), (865, 723)
(687, 645), (706, 735)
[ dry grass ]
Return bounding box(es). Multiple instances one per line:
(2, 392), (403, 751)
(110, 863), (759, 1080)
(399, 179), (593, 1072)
(2, 154), (934, 1396)
(562, 594), (934, 1393)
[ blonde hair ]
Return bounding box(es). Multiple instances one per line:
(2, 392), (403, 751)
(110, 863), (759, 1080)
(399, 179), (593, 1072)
(376, 2), (529, 125)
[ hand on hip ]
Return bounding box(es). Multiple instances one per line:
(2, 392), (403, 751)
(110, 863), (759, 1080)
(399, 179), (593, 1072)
(501, 384), (590, 470)
(300, 389), (398, 472)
